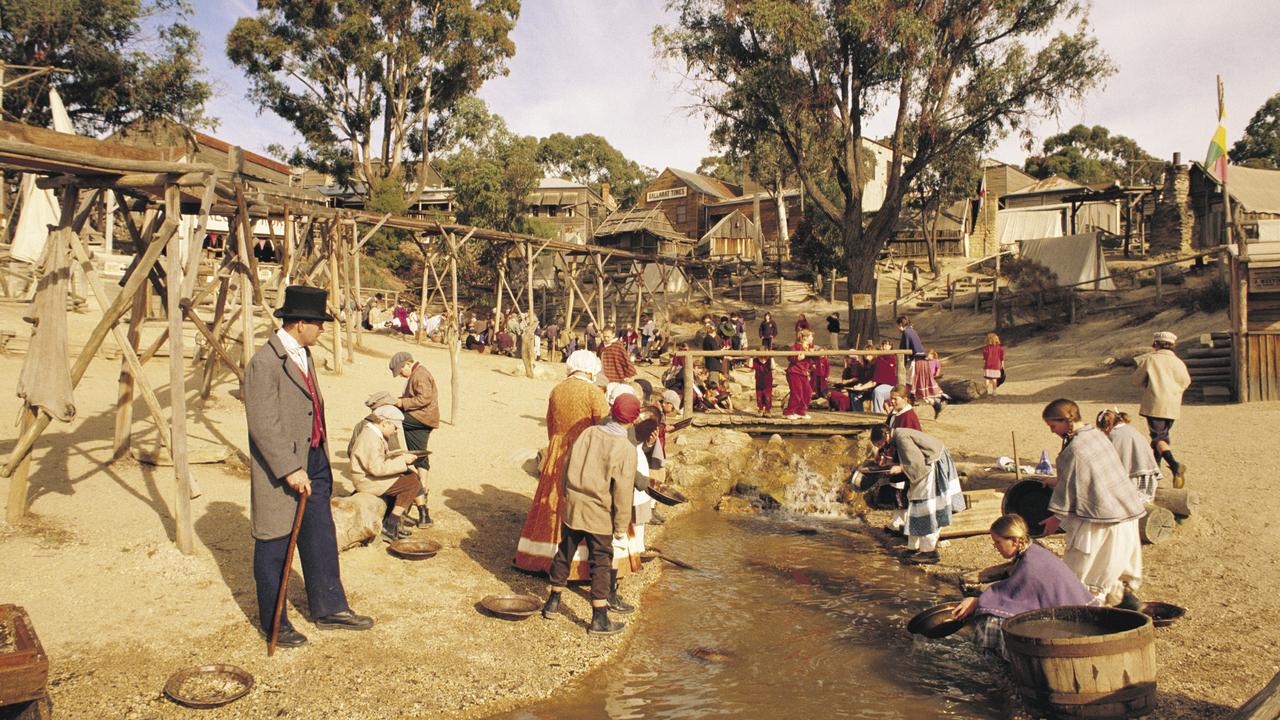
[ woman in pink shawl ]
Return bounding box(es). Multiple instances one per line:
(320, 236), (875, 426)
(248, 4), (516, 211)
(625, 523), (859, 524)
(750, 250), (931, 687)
(952, 514), (1096, 655)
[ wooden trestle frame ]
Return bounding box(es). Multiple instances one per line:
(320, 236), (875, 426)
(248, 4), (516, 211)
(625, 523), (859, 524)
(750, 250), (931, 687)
(0, 120), (751, 551)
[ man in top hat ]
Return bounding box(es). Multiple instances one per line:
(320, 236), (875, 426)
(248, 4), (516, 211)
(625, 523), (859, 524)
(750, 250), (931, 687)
(1132, 331), (1192, 487)
(244, 285), (374, 649)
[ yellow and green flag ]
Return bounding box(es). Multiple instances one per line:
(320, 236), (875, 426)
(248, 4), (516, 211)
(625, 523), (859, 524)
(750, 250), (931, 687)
(1205, 87), (1228, 182)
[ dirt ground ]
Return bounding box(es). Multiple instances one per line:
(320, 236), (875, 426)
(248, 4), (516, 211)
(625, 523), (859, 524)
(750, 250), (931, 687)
(2, 274), (1277, 719)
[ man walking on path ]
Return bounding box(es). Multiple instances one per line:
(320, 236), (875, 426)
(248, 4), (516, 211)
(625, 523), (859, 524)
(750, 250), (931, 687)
(826, 312), (841, 351)
(1132, 331), (1192, 487)
(245, 286), (374, 650)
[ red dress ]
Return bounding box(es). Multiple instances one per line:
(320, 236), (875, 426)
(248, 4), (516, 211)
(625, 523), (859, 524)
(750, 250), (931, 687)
(982, 345), (1005, 379)
(784, 343), (813, 416)
(752, 357), (774, 411)
(810, 355), (831, 398)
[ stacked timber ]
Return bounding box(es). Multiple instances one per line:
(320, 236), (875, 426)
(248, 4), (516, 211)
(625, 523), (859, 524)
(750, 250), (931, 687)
(1180, 332), (1233, 403)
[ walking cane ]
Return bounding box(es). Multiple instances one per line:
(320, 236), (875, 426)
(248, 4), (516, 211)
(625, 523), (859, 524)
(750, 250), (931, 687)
(268, 486), (309, 657)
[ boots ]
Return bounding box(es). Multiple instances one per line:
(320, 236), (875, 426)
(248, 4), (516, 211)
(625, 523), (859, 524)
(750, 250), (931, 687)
(541, 591), (562, 619)
(416, 504), (432, 527)
(607, 570), (635, 614)
(381, 515), (410, 543)
(588, 605), (626, 636)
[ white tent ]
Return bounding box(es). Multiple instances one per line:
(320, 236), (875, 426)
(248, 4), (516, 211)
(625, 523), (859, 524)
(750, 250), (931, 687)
(996, 208), (1063, 246)
(1019, 234), (1115, 290)
(11, 88), (76, 264)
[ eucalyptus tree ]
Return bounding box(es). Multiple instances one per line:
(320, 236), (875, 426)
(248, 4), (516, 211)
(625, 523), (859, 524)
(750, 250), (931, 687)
(227, 0), (519, 201)
(656, 0), (1112, 339)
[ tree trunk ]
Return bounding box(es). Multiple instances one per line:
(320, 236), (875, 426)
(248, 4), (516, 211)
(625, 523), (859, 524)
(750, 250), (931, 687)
(844, 233), (880, 345)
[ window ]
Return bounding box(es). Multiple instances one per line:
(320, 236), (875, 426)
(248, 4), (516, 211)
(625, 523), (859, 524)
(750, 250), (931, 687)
(530, 206), (539, 217)
(548, 206), (558, 217)
(675, 204), (687, 224)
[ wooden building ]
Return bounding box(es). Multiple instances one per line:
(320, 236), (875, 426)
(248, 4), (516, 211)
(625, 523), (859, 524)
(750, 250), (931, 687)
(524, 178), (615, 245)
(970, 160), (1038, 257)
(703, 190), (801, 264)
(697, 210), (758, 260)
(593, 205), (692, 257)
(1189, 163), (1280, 248)
(634, 167), (740, 239)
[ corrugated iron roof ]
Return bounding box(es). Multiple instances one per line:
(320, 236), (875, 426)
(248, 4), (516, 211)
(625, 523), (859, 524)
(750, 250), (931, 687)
(1005, 175), (1087, 196)
(665, 167), (738, 199)
(595, 206), (689, 243)
(1221, 164), (1280, 214)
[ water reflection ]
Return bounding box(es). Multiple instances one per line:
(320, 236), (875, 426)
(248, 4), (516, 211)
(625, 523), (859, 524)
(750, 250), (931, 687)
(491, 511), (1016, 720)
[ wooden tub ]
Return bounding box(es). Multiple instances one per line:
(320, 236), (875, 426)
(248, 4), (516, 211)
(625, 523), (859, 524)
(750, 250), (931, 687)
(1002, 606), (1156, 719)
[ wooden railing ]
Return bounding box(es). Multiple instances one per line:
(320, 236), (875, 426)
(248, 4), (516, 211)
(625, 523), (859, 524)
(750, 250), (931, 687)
(670, 348), (911, 419)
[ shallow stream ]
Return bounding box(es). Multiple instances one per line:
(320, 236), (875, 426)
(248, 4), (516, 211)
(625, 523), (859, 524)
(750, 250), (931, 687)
(489, 510), (1018, 720)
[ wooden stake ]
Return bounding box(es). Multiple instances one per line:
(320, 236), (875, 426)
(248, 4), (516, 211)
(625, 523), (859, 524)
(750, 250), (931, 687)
(1011, 431), (1022, 483)
(166, 185), (194, 553)
(113, 285), (146, 460)
(327, 222), (343, 374)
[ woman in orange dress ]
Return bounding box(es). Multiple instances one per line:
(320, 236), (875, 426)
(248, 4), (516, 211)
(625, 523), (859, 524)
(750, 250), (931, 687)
(514, 350), (610, 575)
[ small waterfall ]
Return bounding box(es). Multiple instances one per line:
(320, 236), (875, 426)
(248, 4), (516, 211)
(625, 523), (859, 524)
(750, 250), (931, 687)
(781, 456), (848, 517)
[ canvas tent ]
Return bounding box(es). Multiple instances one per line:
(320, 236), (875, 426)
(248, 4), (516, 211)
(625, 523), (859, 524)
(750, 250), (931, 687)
(996, 208), (1063, 246)
(1019, 233), (1115, 290)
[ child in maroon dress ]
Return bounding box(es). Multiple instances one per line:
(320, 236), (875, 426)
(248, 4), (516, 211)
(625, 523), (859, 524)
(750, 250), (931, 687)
(784, 330), (815, 419)
(752, 355), (774, 416)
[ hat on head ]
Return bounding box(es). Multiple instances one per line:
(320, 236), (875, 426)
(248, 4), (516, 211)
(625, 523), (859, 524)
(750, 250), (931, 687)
(389, 351), (414, 375)
(635, 378), (653, 401)
(661, 389), (682, 410)
(372, 405), (404, 424)
(274, 285), (334, 322)
(1153, 331), (1177, 345)
(365, 390), (396, 409)
(611, 393), (642, 424)
(566, 349), (602, 377)
(605, 382), (636, 407)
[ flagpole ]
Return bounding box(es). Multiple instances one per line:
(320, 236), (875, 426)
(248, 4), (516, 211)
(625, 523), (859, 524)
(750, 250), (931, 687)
(1218, 75), (1242, 260)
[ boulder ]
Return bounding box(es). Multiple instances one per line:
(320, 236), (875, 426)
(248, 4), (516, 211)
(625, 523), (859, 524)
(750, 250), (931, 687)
(332, 492), (384, 551)
(940, 377), (985, 403)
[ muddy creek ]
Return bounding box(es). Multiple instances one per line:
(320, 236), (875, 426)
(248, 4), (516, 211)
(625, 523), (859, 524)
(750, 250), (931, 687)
(488, 510), (1018, 719)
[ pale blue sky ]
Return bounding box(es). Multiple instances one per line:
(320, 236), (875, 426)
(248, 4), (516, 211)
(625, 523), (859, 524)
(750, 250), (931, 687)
(187, 0), (1280, 174)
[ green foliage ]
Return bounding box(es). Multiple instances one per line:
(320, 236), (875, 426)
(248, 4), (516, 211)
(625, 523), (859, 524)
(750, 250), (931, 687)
(0, 0), (213, 133)
(696, 155), (740, 184)
(226, 0), (519, 195)
(1024, 124), (1161, 185)
(534, 132), (654, 206)
(656, 0), (1113, 339)
(436, 98), (541, 234)
(1230, 92), (1280, 169)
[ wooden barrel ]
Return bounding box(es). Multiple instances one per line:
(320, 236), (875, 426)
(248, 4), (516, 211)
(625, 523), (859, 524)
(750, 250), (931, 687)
(1003, 606), (1156, 719)
(1002, 480), (1057, 538)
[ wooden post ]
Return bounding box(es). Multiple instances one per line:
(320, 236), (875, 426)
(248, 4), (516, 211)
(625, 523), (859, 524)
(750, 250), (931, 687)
(341, 223), (356, 358)
(449, 235), (461, 423)
(416, 238), (430, 344)
(166, 186), (194, 554)
(200, 276), (231, 399)
(1155, 267), (1163, 305)
(327, 223), (343, 374)
(352, 227), (364, 348)
(496, 251), (506, 317)
(563, 259), (576, 336)
(829, 268), (836, 302)
(682, 355), (694, 420)
(1234, 256), (1248, 402)
(595, 257), (605, 329)
(113, 287), (146, 460)
(5, 409), (36, 524)
(523, 243), (535, 378)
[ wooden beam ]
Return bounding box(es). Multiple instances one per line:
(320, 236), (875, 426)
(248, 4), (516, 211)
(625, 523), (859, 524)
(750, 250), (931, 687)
(2, 207), (177, 479)
(350, 212), (391, 253)
(166, 184), (195, 554)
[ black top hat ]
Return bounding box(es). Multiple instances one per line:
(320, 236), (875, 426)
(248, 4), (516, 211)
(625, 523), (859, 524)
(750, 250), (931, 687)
(274, 285), (334, 322)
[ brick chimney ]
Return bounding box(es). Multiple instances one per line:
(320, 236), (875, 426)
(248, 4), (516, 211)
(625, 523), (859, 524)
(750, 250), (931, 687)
(600, 182), (613, 207)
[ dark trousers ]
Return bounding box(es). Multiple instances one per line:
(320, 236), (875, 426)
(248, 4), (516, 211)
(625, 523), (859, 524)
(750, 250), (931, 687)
(253, 446), (349, 633)
(548, 524), (614, 602)
(402, 416), (433, 470)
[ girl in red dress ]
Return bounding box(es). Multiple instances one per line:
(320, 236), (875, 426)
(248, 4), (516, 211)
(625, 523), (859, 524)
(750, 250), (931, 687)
(784, 330), (814, 419)
(982, 332), (1005, 397)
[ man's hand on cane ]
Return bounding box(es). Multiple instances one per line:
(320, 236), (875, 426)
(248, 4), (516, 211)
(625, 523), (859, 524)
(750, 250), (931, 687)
(284, 468), (312, 496)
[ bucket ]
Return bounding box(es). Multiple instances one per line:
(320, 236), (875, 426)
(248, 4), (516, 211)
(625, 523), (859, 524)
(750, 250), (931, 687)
(1002, 606), (1156, 719)
(1002, 480), (1057, 538)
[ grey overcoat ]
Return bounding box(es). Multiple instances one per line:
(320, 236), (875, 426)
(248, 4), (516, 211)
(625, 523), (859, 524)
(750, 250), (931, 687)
(245, 333), (327, 540)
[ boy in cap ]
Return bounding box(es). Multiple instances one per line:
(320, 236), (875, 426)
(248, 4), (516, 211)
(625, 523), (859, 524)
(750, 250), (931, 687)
(346, 404), (425, 542)
(1132, 331), (1192, 487)
(541, 393), (642, 635)
(390, 351), (438, 525)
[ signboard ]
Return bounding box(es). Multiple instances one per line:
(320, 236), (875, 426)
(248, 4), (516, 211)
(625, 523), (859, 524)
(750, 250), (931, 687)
(850, 293), (873, 310)
(1251, 267), (1280, 293)
(646, 186), (688, 203)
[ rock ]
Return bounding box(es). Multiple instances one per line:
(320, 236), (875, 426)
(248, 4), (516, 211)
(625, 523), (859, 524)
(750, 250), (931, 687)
(331, 492), (384, 551)
(940, 377), (985, 403)
(716, 495), (761, 514)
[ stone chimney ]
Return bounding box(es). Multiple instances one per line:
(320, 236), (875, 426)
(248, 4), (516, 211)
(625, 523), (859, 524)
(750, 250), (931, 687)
(1149, 154), (1194, 254)
(600, 182), (613, 207)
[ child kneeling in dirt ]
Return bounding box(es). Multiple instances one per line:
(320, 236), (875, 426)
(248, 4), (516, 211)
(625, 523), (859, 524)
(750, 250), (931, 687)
(541, 393), (642, 635)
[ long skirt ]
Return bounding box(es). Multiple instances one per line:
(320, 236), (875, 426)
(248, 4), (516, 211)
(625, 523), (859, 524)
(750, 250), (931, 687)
(907, 454), (960, 550)
(784, 368), (812, 416)
(1060, 515), (1143, 605)
(912, 360), (942, 403)
(1131, 470), (1159, 504)
(871, 384), (893, 413)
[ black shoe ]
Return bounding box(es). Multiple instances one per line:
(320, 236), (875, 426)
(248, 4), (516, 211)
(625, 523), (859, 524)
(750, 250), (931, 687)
(902, 550), (941, 566)
(265, 626), (308, 648)
(314, 610), (374, 631)
(588, 606), (626, 636)
(1118, 590), (1143, 611)
(541, 591), (562, 620)
(381, 516), (410, 543)
(607, 590), (636, 614)
(933, 400), (946, 419)
(416, 505), (433, 527)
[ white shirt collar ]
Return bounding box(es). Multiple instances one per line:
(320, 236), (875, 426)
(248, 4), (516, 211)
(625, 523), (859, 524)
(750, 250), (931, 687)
(276, 328), (310, 376)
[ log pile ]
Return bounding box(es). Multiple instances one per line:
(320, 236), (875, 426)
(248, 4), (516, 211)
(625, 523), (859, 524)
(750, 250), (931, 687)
(1181, 332), (1233, 403)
